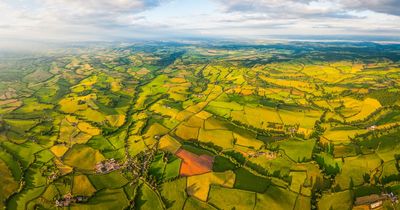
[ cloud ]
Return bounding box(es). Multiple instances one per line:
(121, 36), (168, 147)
(0, 0), (171, 43)
(214, 0), (400, 17)
(340, 0), (400, 16)
(0, 0), (398, 46)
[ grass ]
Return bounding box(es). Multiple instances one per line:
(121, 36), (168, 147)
(335, 154), (382, 190)
(6, 186), (46, 210)
(63, 144), (105, 171)
(74, 188), (130, 210)
(136, 182), (165, 210)
(204, 117), (226, 130)
(322, 126), (367, 144)
(175, 124), (199, 140)
(198, 128), (234, 149)
(183, 197), (216, 210)
(180, 144), (215, 156)
(346, 98), (381, 122)
(148, 153), (167, 181)
(0, 149), (23, 181)
(294, 195), (311, 210)
(159, 135), (181, 153)
(4, 42), (400, 209)
(374, 130), (400, 162)
(88, 171), (129, 190)
(17, 98), (54, 113)
(375, 109), (400, 125)
(164, 156), (182, 180)
(127, 135), (148, 157)
(187, 171), (236, 201)
(208, 185), (256, 209)
(234, 168), (270, 193)
(73, 175), (97, 196)
(273, 138), (315, 162)
(243, 106), (282, 128)
(318, 190), (353, 210)
(0, 160), (19, 209)
(254, 185), (298, 210)
(233, 132), (264, 149)
(2, 141), (43, 169)
(278, 108), (321, 129)
(4, 119), (39, 134)
(315, 152), (343, 175)
(212, 156), (236, 172)
(161, 178), (187, 210)
(289, 171), (307, 193)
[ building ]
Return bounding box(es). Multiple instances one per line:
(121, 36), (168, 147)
(354, 194), (387, 209)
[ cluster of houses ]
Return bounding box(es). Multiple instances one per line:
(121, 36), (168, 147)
(47, 172), (58, 181)
(354, 193), (398, 209)
(247, 151), (278, 159)
(55, 193), (87, 207)
(95, 158), (121, 174)
(367, 125), (377, 131)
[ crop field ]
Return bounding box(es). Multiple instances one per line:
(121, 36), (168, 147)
(175, 148), (213, 176)
(0, 41), (400, 210)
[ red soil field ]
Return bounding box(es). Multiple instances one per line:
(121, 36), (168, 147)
(175, 148), (214, 176)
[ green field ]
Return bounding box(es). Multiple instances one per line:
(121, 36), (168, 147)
(0, 41), (400, 210)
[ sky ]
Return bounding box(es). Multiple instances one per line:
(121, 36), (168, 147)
(0, 0), (399, 45)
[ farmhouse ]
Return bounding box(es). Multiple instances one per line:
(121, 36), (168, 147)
(95, 158), (121, 173)
(354, 194), (387, 209)
(367, 125), (377, 131)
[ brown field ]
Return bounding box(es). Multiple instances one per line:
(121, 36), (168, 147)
(175, 148), (214, 176)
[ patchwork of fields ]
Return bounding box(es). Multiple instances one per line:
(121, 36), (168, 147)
(0, 42), (400, 209)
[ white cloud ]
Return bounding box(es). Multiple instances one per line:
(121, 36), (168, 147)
(0, 0), (398, 46)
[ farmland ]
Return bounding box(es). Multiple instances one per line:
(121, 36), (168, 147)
(0, 41), (400, 210)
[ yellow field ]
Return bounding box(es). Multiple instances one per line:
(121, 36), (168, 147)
(259, 75), (317, 94)
(346, 98), (381, 122)
(106, 115), (126, 127)
(175, 124), (199, 140)
(110, 81), (122, 92)
(322, 127), (368, 144)
(59, 93), (96, 113)
(233, 106), (282, 129)
(186, 116), (204, 128)
(78, 121), (101, 135)
(195, 110), (213, 120)
(54, 159), (73, 175)
(158, 135), (181, 153)
(198, 129), (234, 149)
(78, 108), (106, 123)
(289, 171), (307, 193)
(204, 118), (226, 130)
(73, 132), (93, 144)
(233, 133), (263, 149)
(278, 109), (321, 129)
(187, 171), (236, 201)
(302, 65), (347, 83)
(185, 102), (208, 113)
(150, 101), (180, 118)
(50, 145), (69, 157)
(73, 175), (97, 196)
(175, 110), (194, 122)
(128, 135), (148, 156)
(143, 123), (170, 147)
(71, 75), (98, 93)
(63, 145), (105, 171)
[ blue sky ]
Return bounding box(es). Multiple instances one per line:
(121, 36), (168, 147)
(0, 0), (399, 44)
